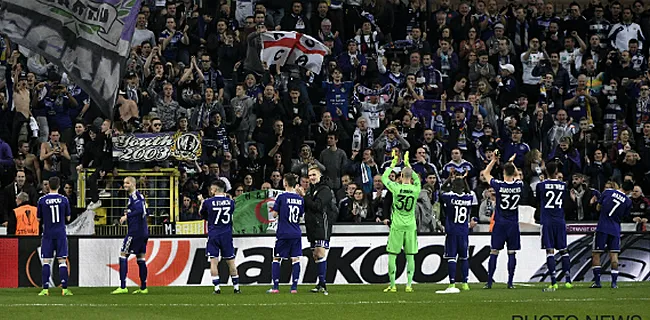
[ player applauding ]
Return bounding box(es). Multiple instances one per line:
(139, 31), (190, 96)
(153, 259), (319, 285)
(200, 180), (241, 294)
(268, 173), (305, 294)
(381, 150), (420, 293)
(591, 181), (633, 289)
(437, 174), (474, 294)
(482, 152), (522, 289)
(537, 161), (573, 292)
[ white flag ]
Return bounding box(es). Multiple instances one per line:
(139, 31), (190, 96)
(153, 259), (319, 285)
(288, 33), (329, 74)
(261, 31), (296, 68)
(261, 31), (328, 74)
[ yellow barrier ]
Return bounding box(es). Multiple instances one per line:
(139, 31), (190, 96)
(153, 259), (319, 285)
(175, 220), (205, 235)
(77, 169), (180, 225)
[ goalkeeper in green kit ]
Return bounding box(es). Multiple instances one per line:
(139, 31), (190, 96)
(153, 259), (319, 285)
(381, 150), (420, 293)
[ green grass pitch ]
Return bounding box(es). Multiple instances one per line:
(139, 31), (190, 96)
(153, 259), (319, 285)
(1, 282), (649, 320)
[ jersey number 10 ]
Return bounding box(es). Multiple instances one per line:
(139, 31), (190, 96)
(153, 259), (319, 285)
(288, 205), (300, 223)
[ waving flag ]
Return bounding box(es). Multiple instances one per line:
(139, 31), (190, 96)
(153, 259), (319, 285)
(233, 189), (287, 234)
(261, 31), (328, 74)
(0, 0), (142, 117)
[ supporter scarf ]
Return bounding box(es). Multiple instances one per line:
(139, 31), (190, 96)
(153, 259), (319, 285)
(355, 84), (392, 96)
(353, 126), (374, 151)
(361, 162), (372, 185)
(354, 84), (392, 104)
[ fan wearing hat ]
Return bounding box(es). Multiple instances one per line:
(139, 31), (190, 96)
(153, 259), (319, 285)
(497, 63), (518, 105)
(486, 22), (515, 56)
(480, 142), (502, 180)
(502, 126), (530, 168)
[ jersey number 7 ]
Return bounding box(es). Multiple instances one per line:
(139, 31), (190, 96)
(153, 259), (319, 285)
(609, 199), (621, 217)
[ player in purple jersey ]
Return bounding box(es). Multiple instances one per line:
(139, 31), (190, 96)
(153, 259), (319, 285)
(537, 161), (573, 292)
(111, 177), (149, 295)
(268, 174), (305, 294)
(437, 175), (475, 294)
(200, 180), (241, 294)
(37, 177), (72, 296)
(591, 181), (633, 289)
(482, 152), (523, 289)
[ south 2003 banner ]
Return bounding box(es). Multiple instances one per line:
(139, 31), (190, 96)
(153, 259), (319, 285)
(112, 132), (202, 162)
(76, 234), (650, 287)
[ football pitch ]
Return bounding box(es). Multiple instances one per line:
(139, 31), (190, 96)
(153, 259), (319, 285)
(1, 282), (649, 320)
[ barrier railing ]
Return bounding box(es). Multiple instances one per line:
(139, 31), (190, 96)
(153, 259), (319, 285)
(77, 169), (180, 226)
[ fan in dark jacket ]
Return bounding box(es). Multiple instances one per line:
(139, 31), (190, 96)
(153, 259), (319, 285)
(77, 125), (114, 210)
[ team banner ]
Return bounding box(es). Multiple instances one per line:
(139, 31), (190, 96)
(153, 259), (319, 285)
(410, 100), (473, 130)
(233, 189), (285, 234)
(0, 0), (142, 118)
(261, 31), (328, 74)
(112, 131), (202, 162)
(75, 234), (650, 287)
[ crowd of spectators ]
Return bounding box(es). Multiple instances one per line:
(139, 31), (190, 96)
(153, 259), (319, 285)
(1, 0), (650, 233)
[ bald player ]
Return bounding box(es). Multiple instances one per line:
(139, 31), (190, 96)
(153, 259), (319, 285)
(381, 150), (421, 293)
(112, 176), (149, 295)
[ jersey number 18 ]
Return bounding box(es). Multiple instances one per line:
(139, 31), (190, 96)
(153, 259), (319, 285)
(454, 206), (468, 223)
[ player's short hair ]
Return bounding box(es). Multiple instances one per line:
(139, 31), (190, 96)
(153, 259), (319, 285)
(308, 165), (321, 173)
(284, 173), (298, 187)
(503, 162), (516, 177)
(401, 167), (414, 180)
(622, 180), (634, 192)
(49, 176), (61, 190)
(125, 176), (137, 185)
(451, 178), (466, 194)
(545, 161), (560, 178)
(212, 179), (226, 193)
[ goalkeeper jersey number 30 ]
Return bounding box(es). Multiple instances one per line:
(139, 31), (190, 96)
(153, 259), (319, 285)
(381, 168), (421, 230)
